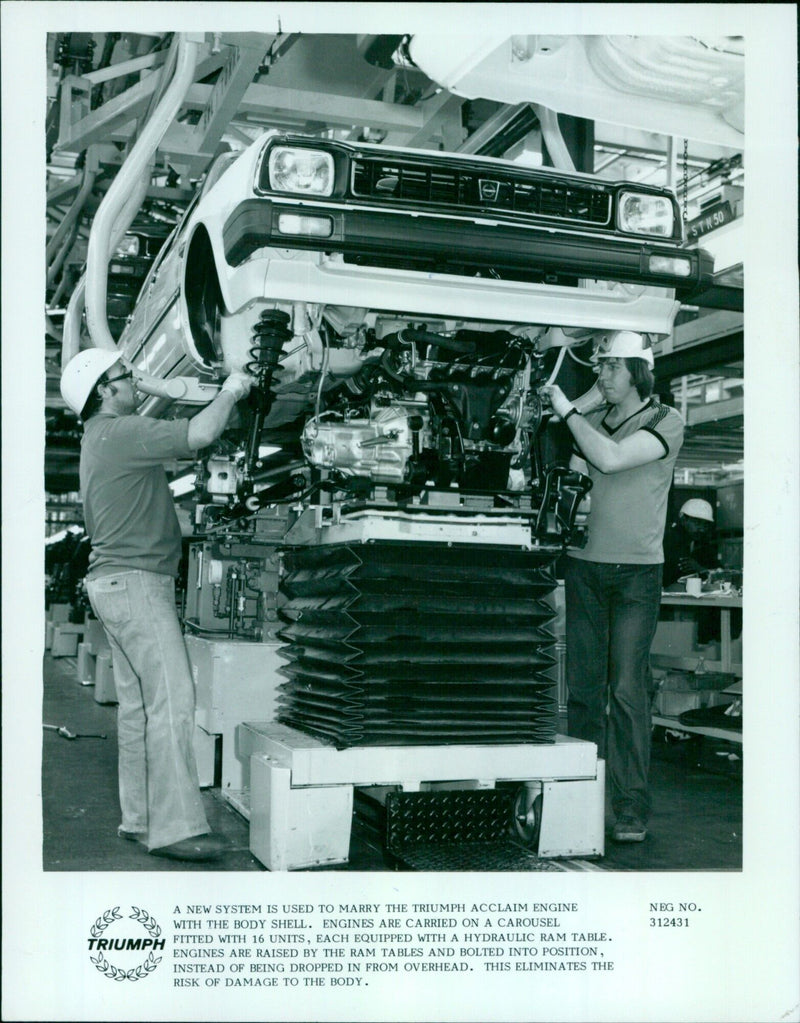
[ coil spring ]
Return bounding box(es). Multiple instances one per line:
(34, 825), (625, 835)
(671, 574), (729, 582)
(246, 309), (291, 413)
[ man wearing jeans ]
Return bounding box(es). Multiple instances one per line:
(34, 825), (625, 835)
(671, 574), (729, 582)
(60, 349), (252, 861)
(544, 331), (684, 843)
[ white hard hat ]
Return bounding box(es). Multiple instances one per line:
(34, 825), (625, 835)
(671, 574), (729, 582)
(60, 349), (122, 416)
(679, 498), (714, 523)
(594, 330), (654, 369)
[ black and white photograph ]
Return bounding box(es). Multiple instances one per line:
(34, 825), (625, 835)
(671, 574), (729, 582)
(3, 4), (798, 1022)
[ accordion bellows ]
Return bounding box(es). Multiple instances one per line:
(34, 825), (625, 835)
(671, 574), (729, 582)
(276, 542), (559, 748)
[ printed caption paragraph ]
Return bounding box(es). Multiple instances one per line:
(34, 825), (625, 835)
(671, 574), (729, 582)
(170, 902), (616, 987)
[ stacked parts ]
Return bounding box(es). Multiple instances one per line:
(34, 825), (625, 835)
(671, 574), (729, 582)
(276, 542), (559, 748)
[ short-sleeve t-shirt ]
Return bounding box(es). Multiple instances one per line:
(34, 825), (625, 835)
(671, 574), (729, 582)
(568, 398), (684, 565)
(80, 414), (194, 578)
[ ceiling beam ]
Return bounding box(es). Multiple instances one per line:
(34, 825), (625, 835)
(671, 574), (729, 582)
(592, 123), (739, 164)
(184, 80), (425, 133)
(403, 92), (465, 150)
(190, 38), (272, 157)
(457, 103), (529, 155)
(80, 49), (166, 86)
(686, 395), (743, 428)
(655, 329), (744, 384)
(54, 72), (158, 153)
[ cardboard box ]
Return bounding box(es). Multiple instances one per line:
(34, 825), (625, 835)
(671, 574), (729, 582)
(651, 620), (697, 657)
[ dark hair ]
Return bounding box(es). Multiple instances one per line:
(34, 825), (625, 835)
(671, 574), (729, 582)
(624, 357), (655, 400)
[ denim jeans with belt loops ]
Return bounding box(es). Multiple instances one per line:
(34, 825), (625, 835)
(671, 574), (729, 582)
(564, 559), (662, 824)
(86, 570), (209, 850)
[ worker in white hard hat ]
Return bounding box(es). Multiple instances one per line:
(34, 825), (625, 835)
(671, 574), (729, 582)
(60, 349), (254, 862)
(662, 497), (717, 587)
(543, 330), (684, 844)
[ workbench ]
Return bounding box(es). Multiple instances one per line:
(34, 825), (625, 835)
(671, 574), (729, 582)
(658, 592), (742, 674)
(653, 592), (742, 742)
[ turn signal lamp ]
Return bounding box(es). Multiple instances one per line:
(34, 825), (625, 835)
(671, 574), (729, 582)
(269, 147), (334, 196)
(277, 213), (333, 237)
(617, 192), (675, 237)
(648, 254), (692, 277)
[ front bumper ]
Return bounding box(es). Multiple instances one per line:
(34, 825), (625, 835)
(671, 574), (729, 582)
(223, 198), (713, 298)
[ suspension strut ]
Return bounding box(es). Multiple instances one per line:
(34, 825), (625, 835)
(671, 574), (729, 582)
(244, 309), (292, 475)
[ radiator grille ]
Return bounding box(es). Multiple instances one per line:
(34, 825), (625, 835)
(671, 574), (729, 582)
(351, 159), (612, 227)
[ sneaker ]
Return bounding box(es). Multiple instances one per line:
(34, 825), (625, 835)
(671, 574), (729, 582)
(612, 816), (647, 843)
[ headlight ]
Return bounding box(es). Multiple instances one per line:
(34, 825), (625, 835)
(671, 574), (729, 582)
(268, 146), (334, 196)
(115, 235), (141, 257)
(617, 192), (675, 237)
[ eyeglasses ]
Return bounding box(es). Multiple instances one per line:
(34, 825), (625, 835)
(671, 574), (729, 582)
(104, 370), (133, 385)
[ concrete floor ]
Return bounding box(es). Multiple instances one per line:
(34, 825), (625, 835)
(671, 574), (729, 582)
(41, 653), (742, 872)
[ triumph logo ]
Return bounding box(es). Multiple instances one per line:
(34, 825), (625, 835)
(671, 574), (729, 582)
(478, 179), (500, 202)
(87, 906), (164, 981)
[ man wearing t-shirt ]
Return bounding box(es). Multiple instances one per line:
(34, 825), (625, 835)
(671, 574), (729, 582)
(60, 349), (253, 861)
(544, 331), (684, 844)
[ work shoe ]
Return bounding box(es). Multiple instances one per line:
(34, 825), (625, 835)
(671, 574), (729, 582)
(612, 816), (647, 843)
(150, 833), (228, 862)
(117, 827), (146, 843)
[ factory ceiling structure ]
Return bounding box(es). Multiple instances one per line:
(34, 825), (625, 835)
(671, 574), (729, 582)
(44, 31), (744, 495)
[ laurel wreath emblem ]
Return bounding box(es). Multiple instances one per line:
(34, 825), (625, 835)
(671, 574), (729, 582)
(90, 906), (122, 938)
(130, 906), (162, 938)
(88, 906), (163, 981)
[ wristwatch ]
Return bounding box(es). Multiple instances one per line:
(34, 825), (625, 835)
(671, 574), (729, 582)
(563, 407), (581, 423)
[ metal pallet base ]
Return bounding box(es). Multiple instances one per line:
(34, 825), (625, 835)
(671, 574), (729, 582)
(388, 841), (568, 872)
(384, 788), (566, 872)
(238, 721), (605, 870)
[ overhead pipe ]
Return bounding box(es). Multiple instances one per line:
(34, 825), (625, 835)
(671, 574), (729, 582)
(533, 105), (576, 173)
(83, 32), (201, 353)
(61, 274), (87, 369)
(46, 215), (83, 291)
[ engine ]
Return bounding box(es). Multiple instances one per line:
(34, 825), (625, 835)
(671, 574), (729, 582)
(301, 324), (539, 492)
(193, 306), (592, 549)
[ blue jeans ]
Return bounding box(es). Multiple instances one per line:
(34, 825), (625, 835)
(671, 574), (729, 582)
(564, 559), (662, 824)
(86, 570), (209, 850)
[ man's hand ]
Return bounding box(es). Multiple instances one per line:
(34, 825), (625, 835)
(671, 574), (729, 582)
(221, 371), (254, 402)
(541, 384), (574, 421)
(188, 371), (254, 450)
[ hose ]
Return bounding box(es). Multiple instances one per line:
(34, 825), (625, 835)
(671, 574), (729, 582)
(46, 150), (98, 269)
(61, 275), (86, 370)
(83, 33), (200, 353)
(534, 105), (577, 173)
(544, 344), (567, 386)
